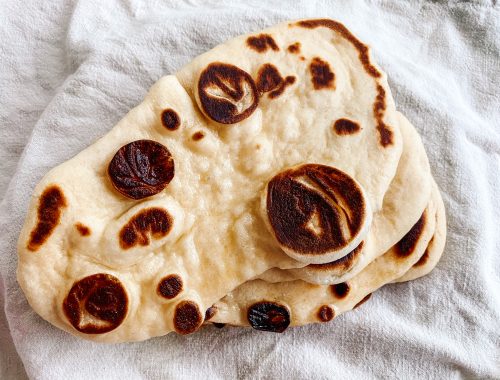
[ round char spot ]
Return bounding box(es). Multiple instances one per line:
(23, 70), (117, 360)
(246, 34), (279, 52)
(205, 306), (217, 321)
(213, 323), (226, 329)
(395, 213), (426, 258)
(119, 208), (172, 249)
(173, 300), (203, 335)
(157, 274), (183, 299)
(331, 282), (350, 299)
(317, 305), (335, 322)
(309, 57), (335, 90)
(161, 108), (180, 131)
(354, 293), (372, 309)
(247, 301), (290, 333)
(28, 185), (67, 251)
(333, 118), (361, 135)
(266, 164), (367, 257)
(63, 273), (128, 334)
(75, 223), (91, 237)
(192, 131), (205, 141)
(108, 140), (174, 200)
(287, 42), (301, 54)
(198, 62), (258, 124)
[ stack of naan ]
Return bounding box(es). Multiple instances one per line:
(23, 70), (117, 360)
(17, 19), (446, 342)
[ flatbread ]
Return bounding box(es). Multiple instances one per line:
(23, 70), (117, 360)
(209, 184), (440, 330)
(17, 19), (404, 342)
(269, 112), (432, 284)
(395, 184), (446, 283)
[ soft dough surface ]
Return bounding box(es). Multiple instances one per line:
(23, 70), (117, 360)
(17, 19), (404, 342)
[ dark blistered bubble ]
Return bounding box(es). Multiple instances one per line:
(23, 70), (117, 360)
(247, 301), (290, 333)
(173, 300), (203, 335)
(197, 63), (258, 124)
(317, 305), (335, 322)
(63, 273), (128, 334)
(266, 164), (366, 257)
(119, 207), (172, 249)
(28, 185), (67, 251)
(157, 274), (183, 299)
(108, 140), (174, 200)
(161, 109), (181, 131)
(331, 282), (350, 299)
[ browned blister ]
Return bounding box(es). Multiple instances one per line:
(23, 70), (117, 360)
(246, 34), (279, 52)
(309, 57), (335, 90)
(247, 301), (290, 333)
(108, 140), (174, 200)
(119, 207), (173, 249)
(28, 186), (67, 251)
(331, 282), (350, 299)
(157, 275), (183, 299)
(197, 63), (258, 124)
(333, 118), (361, 135)
(173, 301), (203, 335)
(266, 164), (367, 260)
(63, 274), (128, 334)
(317, 305), (335, 322)
(161, 108), (181, 131)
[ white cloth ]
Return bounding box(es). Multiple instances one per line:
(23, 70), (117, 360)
(1, 1), (499, 379)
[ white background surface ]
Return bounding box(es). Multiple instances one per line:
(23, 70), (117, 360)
(1, 1), (499, 379)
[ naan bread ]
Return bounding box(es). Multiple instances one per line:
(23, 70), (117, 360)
(208, 183), (441, 330)
(259, 112), (432, 284)
(17, 19), (404, 342)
